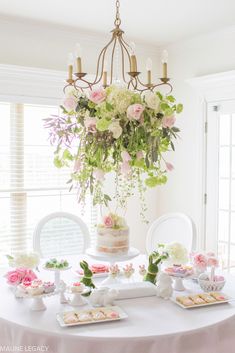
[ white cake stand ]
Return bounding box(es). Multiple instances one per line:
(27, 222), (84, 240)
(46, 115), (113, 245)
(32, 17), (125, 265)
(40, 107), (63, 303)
(43, 266), (72, 289)
(86, 247), (140, 285)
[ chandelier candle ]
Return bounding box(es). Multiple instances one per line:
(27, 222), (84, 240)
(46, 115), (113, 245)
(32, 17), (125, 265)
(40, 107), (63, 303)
(75, 43), (82, 73)
(67, 53), (74, 81)
(162, 50), (168, 80)
(146, 58), (153, 86)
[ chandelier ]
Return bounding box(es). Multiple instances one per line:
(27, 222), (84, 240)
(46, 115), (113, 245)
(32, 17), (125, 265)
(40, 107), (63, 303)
(65, 0), (172, 94)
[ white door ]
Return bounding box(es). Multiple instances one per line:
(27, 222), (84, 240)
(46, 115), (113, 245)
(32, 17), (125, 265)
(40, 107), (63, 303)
(206, 100), (235, 271)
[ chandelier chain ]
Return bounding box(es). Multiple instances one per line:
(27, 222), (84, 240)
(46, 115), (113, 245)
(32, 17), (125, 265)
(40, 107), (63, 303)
(114, 0), (121, 27)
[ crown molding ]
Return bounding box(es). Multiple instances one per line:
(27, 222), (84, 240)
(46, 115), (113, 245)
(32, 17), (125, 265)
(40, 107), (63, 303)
(187, 70), (235, 102)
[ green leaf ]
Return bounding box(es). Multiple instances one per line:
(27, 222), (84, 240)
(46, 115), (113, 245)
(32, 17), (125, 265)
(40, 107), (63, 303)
(171, 127), (180, 133)
(170, 141), (175, 151)
(166, 95), (176, 103)
(176, 103), (183, 114)
(165, 108), (173, 116)
(104, 194), (112, 202)
(145, 176), (159, 187)
(6, 255), (14, 260)
(160, 103), (170, 111)
(156, 92), (163, 100)
(54, 155), (63, 168)
(63, 149), (73, 161)
(96, 118), (111, 131)
(105, 102), (113, 112)
(145, 155), (150, 168)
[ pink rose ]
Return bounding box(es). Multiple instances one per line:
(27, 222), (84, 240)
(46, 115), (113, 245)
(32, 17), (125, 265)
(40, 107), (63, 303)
(103, 215), (114, 228)
(162, 115), (176, 128)
(127, 104), (144, 120)
(24, 269), (37, 282)
(89, 88), (106, 104)
(193, 253), (207, 269)
(6, 271), (22, 285)
(74, 159), (82, 172)
(207, 256), (219, 267)
(93, 168), (105, 182)
(136, 151), (144, 160)
(120, 161), (131, 176)
(166, 162), (174, 172)
(63, 97), (77, 111)
(84, 117), (97, 134)
(121, 151), (131, 162)
(15, 268), (27, 279)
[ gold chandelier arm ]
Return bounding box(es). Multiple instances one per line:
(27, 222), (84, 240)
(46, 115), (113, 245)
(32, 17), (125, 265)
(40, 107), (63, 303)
(91, 35), (115, 86)
(110, 36), (118, 85)
(118, 36), (130, 84)
(118, 36), (132, 75)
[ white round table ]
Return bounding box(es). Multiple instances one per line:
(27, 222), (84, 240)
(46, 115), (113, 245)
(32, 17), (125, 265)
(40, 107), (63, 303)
(1, 255), (235, 353)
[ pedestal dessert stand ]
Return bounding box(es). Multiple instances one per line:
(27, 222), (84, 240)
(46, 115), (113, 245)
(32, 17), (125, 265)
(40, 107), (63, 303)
(86, 247), (140, 285)
(43, 266), (72, 290)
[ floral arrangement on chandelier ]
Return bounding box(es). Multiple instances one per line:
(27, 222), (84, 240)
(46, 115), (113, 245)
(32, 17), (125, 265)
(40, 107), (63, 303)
(45, 85), (182, 219)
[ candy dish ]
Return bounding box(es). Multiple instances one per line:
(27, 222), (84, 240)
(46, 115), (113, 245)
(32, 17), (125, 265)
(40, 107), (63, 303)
(164, 265), (193, 278)
(56, 306), (128, 327)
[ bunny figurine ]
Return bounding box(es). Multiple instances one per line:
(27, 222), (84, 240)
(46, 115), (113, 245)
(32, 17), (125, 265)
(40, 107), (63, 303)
(156, 272), (173, 299)
(89, 287), (119, 307)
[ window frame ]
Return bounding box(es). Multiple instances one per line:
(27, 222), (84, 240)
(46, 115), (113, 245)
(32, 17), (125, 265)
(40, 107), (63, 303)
(188, 70), (235, 254)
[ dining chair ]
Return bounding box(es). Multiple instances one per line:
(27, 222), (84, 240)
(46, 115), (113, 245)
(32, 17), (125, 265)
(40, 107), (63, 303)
(33, 212), (90, 258)
(146, 213), (196, 254)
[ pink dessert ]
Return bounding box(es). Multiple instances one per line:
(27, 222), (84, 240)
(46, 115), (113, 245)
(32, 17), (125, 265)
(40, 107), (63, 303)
(77, 263), (109, 275)
(71, 282), (85, 293)
(43, 281), (55, 294)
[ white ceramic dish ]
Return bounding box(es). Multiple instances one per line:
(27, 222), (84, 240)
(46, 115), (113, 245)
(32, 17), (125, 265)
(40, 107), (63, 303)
(171, 293), (232, 309)
(73, 269), (109, 279)
(56, 306), (128, 327)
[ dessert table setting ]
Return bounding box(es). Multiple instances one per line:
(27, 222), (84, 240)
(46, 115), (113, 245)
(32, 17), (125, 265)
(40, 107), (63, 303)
(1, 249), (235, 353)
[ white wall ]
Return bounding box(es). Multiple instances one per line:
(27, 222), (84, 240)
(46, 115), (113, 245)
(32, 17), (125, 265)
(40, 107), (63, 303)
(0, 16), (160, 252)
(156, 26), (235, 249)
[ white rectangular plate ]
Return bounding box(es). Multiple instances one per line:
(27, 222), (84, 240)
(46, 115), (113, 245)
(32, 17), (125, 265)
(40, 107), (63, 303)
(56, 306), (128, 327)
(171, 293), (233, 309)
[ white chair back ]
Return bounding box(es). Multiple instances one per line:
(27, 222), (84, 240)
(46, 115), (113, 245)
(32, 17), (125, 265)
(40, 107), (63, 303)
(33, 212), (90, 258)
(146, 213), (196, 254)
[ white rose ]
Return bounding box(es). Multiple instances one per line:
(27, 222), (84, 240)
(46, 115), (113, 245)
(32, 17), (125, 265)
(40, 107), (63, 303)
(109, 121), (122, 139)
(144, 92), (160, 111)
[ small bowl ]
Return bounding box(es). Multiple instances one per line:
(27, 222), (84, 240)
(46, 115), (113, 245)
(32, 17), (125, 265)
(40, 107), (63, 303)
(198, 278), (225, 292)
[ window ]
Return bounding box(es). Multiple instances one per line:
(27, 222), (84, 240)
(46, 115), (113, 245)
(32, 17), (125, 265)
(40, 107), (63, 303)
(205, 100), (235, 271)
(0, 102), (97, 261)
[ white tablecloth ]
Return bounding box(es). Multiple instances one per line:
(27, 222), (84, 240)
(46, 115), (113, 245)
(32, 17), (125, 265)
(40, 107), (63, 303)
(1, 255), (235, 353)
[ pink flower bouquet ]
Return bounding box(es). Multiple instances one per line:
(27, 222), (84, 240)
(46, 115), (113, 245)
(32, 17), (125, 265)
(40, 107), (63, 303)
(5, 268), (37, 286)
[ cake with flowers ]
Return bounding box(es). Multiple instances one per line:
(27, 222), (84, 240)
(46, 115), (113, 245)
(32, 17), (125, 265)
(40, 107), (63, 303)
(96, 213), (129, 255)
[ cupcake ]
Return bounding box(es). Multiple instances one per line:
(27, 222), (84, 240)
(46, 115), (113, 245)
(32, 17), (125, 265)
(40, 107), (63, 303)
(27, 279), (44, 296)
(43, 281), (55, 294)
(71, 282), (85, 293)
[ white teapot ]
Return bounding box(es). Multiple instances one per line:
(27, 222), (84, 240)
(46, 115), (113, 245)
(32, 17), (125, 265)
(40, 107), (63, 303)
(89, 287), (119, 307)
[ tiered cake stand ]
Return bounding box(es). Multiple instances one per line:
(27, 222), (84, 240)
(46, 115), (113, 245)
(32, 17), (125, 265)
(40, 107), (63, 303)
(86, 247), (140, 285)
